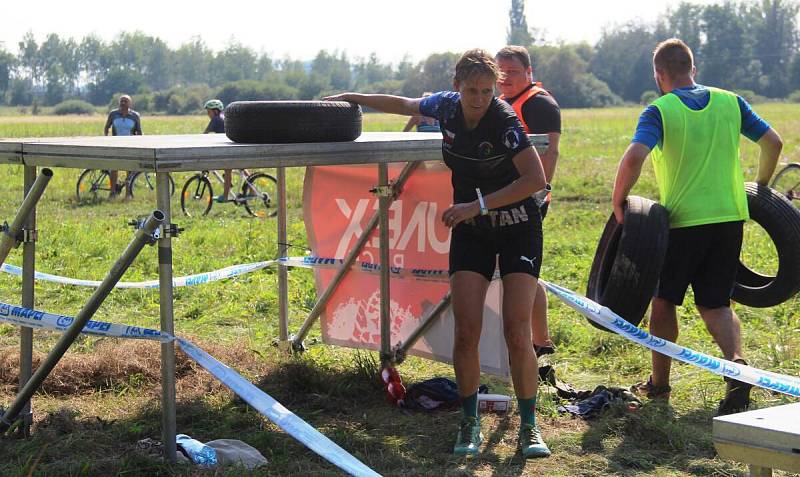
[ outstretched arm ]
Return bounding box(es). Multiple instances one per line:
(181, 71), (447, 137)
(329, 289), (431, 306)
(323, 93), (421, 116)
(755, 128), (783, 186)
(611, 142), (650, 224)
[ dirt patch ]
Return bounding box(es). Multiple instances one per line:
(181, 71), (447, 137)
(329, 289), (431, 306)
(0, 337), (266, 397)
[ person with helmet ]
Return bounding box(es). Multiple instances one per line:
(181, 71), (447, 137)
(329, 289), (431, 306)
(203, 99), (231, 200)
(495, 46), (561, 360)
(203, 99), (225, 134)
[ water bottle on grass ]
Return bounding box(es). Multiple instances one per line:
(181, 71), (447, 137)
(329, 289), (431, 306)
(176, 434), (218, 468)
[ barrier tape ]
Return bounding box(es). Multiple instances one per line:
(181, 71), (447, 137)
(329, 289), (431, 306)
(0, 302), (380, 477)
(0, 256), (451, 289)
(540, 280), (800, 398)
(278, 256), (450, 282)
(4, 255), (798, 398)
(0, 261), (274, 289)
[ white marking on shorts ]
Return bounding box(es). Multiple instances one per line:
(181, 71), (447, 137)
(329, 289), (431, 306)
(520, 256), (537, 267)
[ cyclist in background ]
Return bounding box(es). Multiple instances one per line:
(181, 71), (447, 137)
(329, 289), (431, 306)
(103, 94), (142, 197)
(203, 99), (231, 202)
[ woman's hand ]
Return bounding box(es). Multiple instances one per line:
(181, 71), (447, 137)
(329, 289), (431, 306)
(442, 201), (480, 228)
(323, 93), (355, 102)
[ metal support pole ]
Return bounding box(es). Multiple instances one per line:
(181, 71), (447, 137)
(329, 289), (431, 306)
(0, 168), (52, 267)
(18, 165), (37, 437)
(394, 292), (452, 364)
(378, 163), (391, 365)
(156, 173), (177, 463)
(0, 211), (163, 432)
(291, 162), (420, 349)
(277, 167), (288, 342)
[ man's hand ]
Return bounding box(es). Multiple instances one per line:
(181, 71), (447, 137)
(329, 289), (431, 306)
(755, 128), (783, 186)
(442, 201), (480, 228)
(611, 142), (650, 226)
(613, 201), (626, 225)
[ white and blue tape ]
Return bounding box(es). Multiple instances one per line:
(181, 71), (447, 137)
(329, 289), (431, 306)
(0, 302), (380, 477)
(0, 256), (450, 289)
(6, 256), (796, 398)
(0, 261), (274, 289)
(540, 280), (800, 398)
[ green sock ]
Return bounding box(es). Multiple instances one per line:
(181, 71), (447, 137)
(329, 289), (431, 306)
(461, 392), (479, 419)
(518, 396), (537, 426)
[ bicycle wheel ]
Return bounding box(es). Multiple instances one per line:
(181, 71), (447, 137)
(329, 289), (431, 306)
(771, 163), (800, 202)
(180, 175), (214, 217)
(129, 171), (176, 201)
(76, 169), (113, 203)
(241, 172), (278, 218)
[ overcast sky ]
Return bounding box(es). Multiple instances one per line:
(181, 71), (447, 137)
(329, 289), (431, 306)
(4, 0), (718, 63)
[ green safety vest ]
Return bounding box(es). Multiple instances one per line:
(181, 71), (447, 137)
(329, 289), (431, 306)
(650, 87), (749, 228)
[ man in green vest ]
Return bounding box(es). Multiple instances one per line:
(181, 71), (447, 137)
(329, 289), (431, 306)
(611, 38), (783, 415)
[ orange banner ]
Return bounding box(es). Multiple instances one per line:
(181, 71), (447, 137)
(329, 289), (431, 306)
(303, 161), (510, 377)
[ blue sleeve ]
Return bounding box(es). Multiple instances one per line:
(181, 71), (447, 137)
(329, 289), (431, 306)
(631, 106), (661, 150)
(738, 96), (770, 142)
(419, 91), (458, 121)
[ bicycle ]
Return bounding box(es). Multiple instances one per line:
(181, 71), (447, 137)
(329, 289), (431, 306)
(180, 169), (278, 218)
(771, 162), (800, 202)
(76, 169), (175, 203)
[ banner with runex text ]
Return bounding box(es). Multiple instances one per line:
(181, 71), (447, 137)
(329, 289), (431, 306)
(303, 162), (511, 377)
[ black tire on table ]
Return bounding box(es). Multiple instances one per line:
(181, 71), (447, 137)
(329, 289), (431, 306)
(586, 196), (670, 332)
(76, 169), (112, 203)
(733, 182), (800, 307)
(770, 163), (800, 202)
(180, 175), (213, 217)
(241, 172), (278, 218)
(224, 101), (362, 144)
(128, 171), (176, 199)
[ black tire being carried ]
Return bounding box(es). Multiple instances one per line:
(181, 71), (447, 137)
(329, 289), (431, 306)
(586, 196), (670, 332)
(733, 182), (800, 307)
(224, 101), (362, 144)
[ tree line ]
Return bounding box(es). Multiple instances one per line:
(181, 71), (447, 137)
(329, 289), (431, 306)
(0, 0), (798, 112)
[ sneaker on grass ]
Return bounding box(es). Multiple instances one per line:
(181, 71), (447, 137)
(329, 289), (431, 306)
(453, 417), (482, 456)
(717, 377), (753, 416)
(630, 376), (671, 400)
(518, 423), (551, 458)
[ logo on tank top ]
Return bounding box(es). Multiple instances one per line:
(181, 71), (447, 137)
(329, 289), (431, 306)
(503, 127), (521, 150)
(478, 141), (494, 158)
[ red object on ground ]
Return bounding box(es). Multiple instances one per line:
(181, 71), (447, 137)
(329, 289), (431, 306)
(381, 367), (406, 407)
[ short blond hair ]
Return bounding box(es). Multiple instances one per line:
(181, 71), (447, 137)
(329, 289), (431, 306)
(454, 49), (501, 83)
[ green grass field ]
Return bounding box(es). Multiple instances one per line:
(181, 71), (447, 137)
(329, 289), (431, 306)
(0, 105), (799, 476)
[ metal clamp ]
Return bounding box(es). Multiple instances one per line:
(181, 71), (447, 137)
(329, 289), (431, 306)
(391, 344), (407, 365)
(129, 217), (161, 245)
(369, 184), (396, 198)
(380, 350), (399, 366)
(20, 228), (37, 243)
(0, 221), (29, 248)
(289, 334), (307, 354)
(161, 223), (184, 239)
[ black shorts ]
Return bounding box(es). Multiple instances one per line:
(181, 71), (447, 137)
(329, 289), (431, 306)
(449, 200), (543, 281)
(655, 221), (744, 308)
